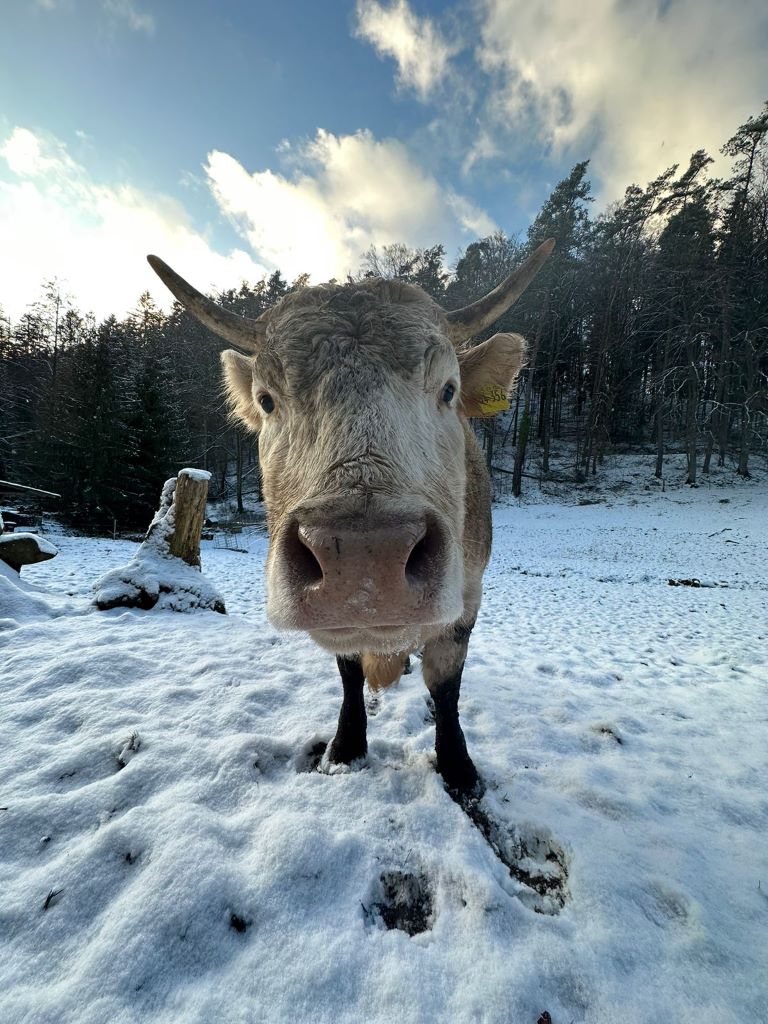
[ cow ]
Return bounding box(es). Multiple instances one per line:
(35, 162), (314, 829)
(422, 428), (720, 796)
(147, 239), (554, 795)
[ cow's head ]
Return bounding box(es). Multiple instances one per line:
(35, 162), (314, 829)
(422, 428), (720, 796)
(148, 241), (553, 654)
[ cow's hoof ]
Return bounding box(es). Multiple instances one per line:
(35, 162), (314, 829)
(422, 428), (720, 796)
(323, 736), (367, 772)
(439, 756), (485, 799)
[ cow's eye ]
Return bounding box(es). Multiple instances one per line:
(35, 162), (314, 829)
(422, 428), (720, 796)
(258, 393), (275, 414)
(440, 382), (456, 405)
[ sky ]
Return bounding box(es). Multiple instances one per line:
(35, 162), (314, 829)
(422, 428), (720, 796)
(1, 0), (767, 322)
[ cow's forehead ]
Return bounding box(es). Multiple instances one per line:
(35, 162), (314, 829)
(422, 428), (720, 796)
(260, 278), (454, 384)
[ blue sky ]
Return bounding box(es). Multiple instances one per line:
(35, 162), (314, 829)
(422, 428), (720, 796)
(1, 0), (767, 321)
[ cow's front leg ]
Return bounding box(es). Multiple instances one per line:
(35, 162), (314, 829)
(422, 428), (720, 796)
(422, 624), (483, 796)
(327, 655), (367, 764)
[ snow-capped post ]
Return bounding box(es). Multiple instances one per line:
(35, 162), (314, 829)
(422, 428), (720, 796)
(168, 468), (210, 567)
(93, 469), (225, 613)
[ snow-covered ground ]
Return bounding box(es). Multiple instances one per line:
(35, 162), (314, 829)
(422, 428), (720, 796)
(1, 462), (766, 1024)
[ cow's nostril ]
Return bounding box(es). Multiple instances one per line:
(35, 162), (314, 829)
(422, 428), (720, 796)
(286, 525), (324, 588)
(405, 522), (440, 586)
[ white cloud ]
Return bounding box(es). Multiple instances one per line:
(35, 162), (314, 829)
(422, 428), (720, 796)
(1, 127), (73, 177)
(354, 0), (455, 99)
(102, 0), (155, 35)
(0, 127), (264, 322)
(474, 0), (768, 200)
(444, 191), (496, 237)
(204, 128), (496, 283)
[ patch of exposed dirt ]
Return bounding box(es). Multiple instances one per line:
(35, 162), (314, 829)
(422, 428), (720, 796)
(367, 870), (434, 936)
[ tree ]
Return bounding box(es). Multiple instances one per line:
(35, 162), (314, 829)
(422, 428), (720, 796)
(362, 243), (448, 300)
(509, 162), (592, 492)
(716, 105), (768, 477)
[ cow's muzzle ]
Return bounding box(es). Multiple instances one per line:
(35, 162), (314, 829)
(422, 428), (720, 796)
(268, 508), (460, 632)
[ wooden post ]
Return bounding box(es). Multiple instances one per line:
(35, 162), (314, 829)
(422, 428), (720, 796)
(168, 469), (210, 567)
(94, 469), (224, 613)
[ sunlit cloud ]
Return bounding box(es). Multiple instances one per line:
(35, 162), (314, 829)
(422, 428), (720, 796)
(354, 0), (455, 100)
(0, 127), (263, 322)
(1, 126), (77, 177)
(353, 0), (767, 205)
(474, 0), (768, 199)
(0, 123), (496, 323)
(204, 128), (496, 283)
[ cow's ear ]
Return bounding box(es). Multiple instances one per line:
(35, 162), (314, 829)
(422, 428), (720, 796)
(221, 350), (261, 430)
(458, 332), (527, 418)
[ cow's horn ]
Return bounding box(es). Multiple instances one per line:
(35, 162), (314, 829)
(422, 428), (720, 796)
(147, 255), (266, 352)
(446, 238), (555, 344)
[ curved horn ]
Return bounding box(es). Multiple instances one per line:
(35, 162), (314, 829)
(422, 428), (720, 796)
(446, 238), (555, 344)
(147, 255), (266, 352)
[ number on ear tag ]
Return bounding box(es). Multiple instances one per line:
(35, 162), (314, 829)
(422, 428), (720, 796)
(478, 384), (510, 415)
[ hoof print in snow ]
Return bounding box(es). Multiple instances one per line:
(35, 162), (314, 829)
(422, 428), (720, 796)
(637, 880), (691, 927)
(460, 798), (569, 915)
(229, 912), (249, 934)
(252, 744), (293, 780)
(294, 738), (328, 774)
(116, 731), (141, 770)
(368, 870), (434, 937)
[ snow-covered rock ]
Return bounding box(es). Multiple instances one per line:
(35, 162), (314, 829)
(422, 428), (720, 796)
(0, 532), (58, 571)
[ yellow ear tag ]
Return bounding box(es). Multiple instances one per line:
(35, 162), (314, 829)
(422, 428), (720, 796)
(477, 384), (510, 415)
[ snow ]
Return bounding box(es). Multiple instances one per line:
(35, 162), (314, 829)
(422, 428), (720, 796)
(1, 463), (766, 1024)
(0, 561), (59, 626)
(179, 468), (212, 483)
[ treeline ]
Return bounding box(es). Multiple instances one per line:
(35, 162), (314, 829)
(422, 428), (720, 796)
(365, 106), (768, 493)
(1, 106), (766, 527)
(0, 271), (290, 526)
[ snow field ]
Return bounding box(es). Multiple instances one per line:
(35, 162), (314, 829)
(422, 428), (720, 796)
(0, 472), (766, 1023)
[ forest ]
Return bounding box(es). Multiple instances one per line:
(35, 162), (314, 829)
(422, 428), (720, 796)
(1, 105), (766, 528)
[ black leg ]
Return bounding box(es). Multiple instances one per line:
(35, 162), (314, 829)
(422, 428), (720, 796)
(432, 667), (481, 794)
(327, 656), (367, 764)
(422, 623), (483, 796)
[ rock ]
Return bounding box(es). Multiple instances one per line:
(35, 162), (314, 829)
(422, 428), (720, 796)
(0, 532), (58, 573)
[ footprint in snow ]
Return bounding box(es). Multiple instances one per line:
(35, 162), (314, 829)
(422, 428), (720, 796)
(364, 869), (434, 936)
(457, 794), (570, 915)
(637, 880), (692, 927)
(53, 731), (142, 792)
(250, 739), (293, 779)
